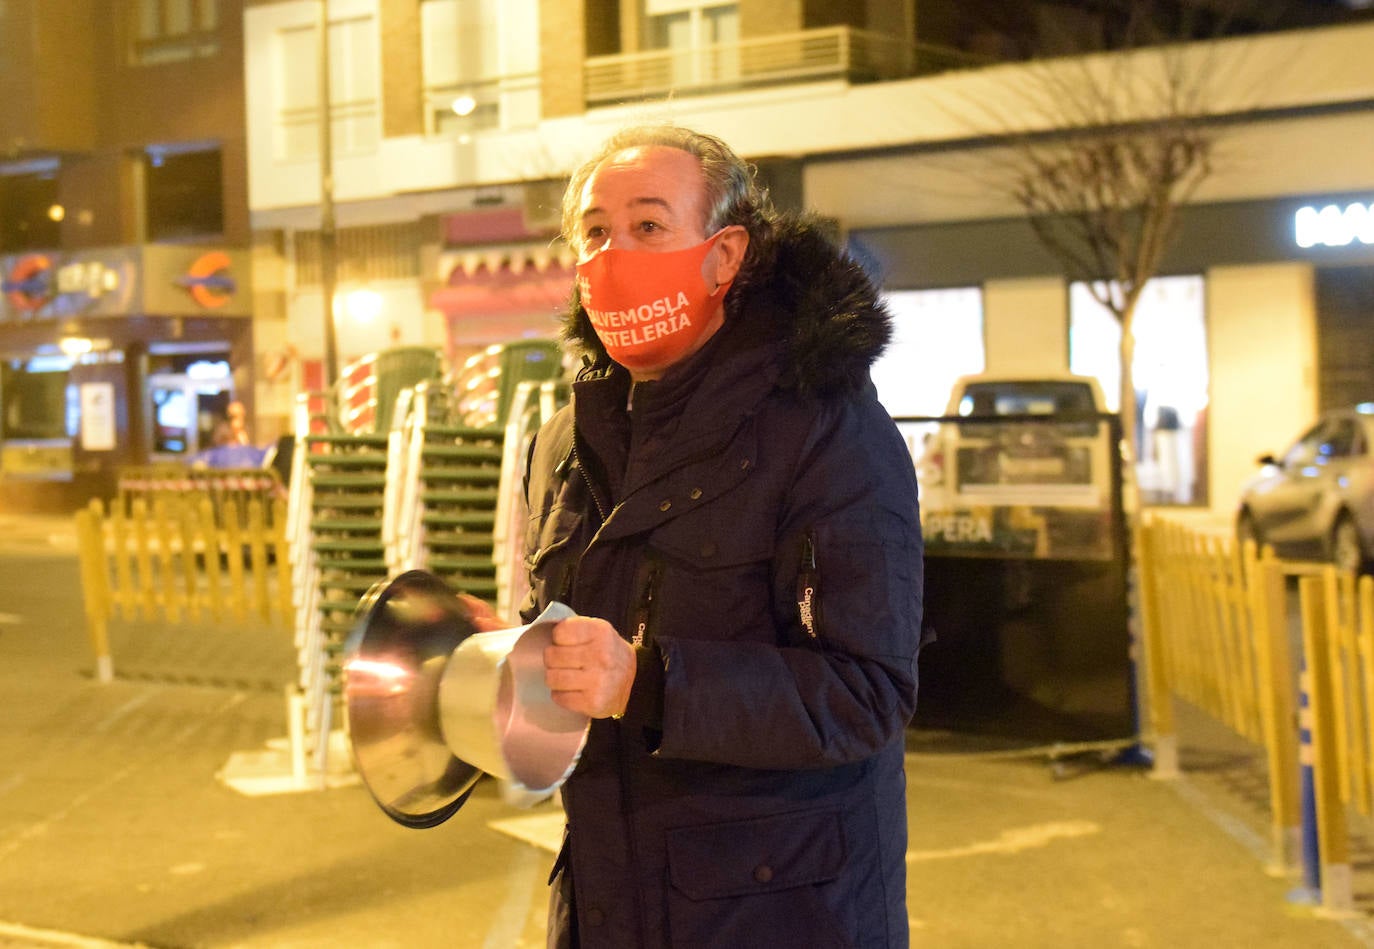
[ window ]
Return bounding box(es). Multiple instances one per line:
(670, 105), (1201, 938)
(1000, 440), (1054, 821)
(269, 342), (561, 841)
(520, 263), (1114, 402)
(0, 167), (61, 253)
(423, 0), (498, 136)
(274, 13), (380, 160)
(1, 355), (75, 441)
(131, 0), (220, 65)
(643, 0), (739, 89)
(143, 146), (223, 241)
(1070, 275), (1209, 505)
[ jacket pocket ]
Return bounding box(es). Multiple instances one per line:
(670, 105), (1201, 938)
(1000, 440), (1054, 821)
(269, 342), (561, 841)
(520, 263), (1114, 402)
(523, 505), (583, 608)
(664, 809), (854, 949)
(645, 501), (777, 642)
(524, 504), (582, 569)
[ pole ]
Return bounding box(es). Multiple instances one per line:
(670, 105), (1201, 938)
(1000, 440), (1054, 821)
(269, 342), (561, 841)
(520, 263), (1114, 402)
(318, 0), (340, 389)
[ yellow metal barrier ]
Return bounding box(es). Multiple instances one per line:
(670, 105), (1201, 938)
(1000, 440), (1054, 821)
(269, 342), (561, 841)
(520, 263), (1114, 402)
(1138, 515), (1302, 872)
(1139, 512), (1374, 902)
(75, 489), (294, 681)
(1143, 517), (1265, 742)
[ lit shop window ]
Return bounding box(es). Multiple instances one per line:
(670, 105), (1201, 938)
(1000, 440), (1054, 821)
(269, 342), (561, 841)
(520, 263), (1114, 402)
(131, 0), (220, 65)
(872, 287), (985, 467)
(1070, 276), (1209, 505)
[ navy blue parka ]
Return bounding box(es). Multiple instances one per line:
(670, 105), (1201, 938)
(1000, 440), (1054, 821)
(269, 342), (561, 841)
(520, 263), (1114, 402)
(521, 216), (925, 948)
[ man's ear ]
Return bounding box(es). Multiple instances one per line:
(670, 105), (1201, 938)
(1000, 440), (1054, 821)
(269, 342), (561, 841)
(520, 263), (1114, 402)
(710, 225), (750, 289)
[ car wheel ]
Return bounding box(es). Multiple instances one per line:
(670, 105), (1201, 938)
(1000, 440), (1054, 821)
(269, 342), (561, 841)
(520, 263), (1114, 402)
(1236, 512), (1261, 556)
(1330, 515), (1368, 574)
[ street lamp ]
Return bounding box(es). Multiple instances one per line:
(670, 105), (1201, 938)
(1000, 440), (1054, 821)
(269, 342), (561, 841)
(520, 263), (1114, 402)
(318, 0), (340, 389)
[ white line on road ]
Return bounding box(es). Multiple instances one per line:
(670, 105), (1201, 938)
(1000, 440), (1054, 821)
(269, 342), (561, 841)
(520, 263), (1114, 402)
(0, 920), (148, 947)
(906, 820), (1101, 863)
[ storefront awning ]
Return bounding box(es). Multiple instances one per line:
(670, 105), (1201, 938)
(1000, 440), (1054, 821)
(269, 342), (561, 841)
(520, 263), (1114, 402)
(429, 246), (577, 317)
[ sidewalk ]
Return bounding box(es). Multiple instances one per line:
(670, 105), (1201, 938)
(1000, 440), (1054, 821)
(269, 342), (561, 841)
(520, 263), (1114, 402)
(0, 537), (1370, 947)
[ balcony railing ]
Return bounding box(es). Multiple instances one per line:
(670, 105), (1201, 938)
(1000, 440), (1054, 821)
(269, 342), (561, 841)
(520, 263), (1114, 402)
(584, 26), (985, 106)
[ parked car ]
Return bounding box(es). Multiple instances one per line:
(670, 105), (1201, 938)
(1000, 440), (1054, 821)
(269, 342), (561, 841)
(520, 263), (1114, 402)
(1235, 405), (1374, 573)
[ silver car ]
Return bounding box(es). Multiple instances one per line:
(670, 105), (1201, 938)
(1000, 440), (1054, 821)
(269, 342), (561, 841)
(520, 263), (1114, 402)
(1236, 406), (1374, 573)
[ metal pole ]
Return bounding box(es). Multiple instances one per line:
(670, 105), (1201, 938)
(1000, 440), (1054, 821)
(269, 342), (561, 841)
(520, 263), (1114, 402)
(318, 0), (340, 389)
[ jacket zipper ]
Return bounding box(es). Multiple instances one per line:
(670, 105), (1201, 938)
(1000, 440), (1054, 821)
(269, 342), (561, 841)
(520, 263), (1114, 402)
(569, 437), (610, 525)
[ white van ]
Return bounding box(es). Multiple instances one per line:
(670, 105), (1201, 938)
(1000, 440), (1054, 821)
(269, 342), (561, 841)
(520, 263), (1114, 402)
(919, 373), (1118, 560)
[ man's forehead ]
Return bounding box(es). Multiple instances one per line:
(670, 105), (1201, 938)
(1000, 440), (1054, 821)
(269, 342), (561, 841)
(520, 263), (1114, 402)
(580, 146), (704, 212)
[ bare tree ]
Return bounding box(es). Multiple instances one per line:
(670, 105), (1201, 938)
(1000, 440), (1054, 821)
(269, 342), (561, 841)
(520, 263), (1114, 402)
(983, 0), (1238, 468)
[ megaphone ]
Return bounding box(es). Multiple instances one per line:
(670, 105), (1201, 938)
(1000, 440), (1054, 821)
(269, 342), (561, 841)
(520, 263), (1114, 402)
(342, 569), (590, 828)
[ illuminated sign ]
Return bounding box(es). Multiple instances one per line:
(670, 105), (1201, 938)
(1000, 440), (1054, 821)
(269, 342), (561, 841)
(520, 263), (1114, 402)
(175, 251), (237, 308)
(1295, 201), (1374, 249)
(56, 260), (121, 298)
(2, 254), (55, 311)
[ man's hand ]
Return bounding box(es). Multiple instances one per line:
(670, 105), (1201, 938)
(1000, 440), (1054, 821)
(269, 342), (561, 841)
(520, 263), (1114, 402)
(458, 593), (508, 633)
(544, 617), (637, 719)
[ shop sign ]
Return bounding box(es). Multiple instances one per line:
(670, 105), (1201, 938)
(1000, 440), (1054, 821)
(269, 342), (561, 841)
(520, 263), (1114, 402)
(0, 251), (134, 321)
(2, 254), (55, 312)
(923, 505), (1114, 561)
(174, 250), (237, 309)
(56, 259), (122, 299)
(1295, 201), (1374, 249)
(143, 245), (251, 316)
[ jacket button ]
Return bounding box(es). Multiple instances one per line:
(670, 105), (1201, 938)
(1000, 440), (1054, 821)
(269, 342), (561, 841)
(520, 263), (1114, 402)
(753, 864), (774, 884)
(690, 487), (703, 500)
(585, 907), (606, 927)
(659, 499), (672, 512)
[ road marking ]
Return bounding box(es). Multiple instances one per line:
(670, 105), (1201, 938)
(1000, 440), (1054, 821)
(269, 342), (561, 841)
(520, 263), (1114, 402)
(907, 820), (1100, 863)
(0, 920), (147, 947)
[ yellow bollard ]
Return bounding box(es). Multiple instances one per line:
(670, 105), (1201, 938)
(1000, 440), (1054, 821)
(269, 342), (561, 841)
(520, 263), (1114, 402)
(1135, 520), (1177, 778)
(74, 509), (114, 683)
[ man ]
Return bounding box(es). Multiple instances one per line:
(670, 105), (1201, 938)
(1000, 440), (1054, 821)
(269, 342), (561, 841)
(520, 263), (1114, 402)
(522, 126), (925, 948)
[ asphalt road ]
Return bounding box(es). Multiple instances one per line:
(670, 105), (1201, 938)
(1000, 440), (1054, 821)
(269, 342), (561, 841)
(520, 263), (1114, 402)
(0, 519), (1369, 947)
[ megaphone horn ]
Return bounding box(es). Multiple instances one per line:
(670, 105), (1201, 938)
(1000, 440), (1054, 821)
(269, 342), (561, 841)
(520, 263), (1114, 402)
(342, 570), (589, 828)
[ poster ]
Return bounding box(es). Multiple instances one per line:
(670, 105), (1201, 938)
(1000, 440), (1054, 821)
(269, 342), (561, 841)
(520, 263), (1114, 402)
(80, 382), (116, 451)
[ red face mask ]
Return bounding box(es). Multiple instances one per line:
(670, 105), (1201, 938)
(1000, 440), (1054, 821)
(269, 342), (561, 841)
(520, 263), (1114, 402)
(575, 231), (733, 374)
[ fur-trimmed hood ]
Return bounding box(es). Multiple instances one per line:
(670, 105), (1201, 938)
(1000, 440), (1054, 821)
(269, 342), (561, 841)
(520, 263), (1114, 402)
(561, 214), (892, 398)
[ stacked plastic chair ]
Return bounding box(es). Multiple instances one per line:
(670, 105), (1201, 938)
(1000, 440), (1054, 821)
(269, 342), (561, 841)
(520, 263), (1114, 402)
(389, 342), (565, 614)
(286, 346), (445, 781)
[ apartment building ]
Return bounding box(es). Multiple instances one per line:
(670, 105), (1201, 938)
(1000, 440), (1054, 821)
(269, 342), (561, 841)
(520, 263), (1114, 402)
(243, 0), (1374, 515)
(0, 0), (252, 511)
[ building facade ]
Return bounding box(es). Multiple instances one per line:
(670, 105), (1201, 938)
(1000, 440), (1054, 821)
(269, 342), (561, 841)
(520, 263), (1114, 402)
(242, 0), (1374, 517)
(0, 0), (253, 511)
